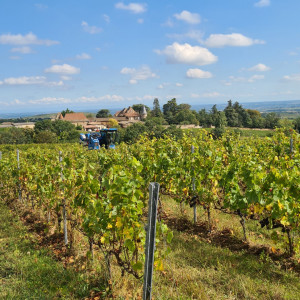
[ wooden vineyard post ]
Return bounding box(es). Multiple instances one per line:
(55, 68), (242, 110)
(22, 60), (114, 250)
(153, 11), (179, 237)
(191, 145), (197, 224)
(17, 149), (22, 202)
(143, 182), (159, 300)
(59, 151), (68, 246)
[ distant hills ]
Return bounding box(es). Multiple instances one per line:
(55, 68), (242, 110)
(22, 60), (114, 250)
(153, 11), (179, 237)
(192, 99), (300, 113)
(1, 100), (300, 119)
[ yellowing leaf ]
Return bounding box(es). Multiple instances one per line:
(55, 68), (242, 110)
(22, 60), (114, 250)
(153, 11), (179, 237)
(154, 259), (164, 271)
(278, 200), (284, 210)
(266, 204), (272, 211)
(107, 223), (113, 229)
(271, 247), (277, 254)
(116, 217), (122, 228)
(280, 216), (290, 226)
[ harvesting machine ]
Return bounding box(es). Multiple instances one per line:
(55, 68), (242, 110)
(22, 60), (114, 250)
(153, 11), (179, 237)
(80, 128), (118, 150)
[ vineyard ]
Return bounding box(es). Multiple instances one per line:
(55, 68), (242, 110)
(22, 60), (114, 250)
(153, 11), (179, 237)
(0, 129), (300, 299)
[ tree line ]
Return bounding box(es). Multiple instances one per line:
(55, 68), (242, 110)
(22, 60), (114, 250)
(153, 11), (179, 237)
(0, 120), (79, 144)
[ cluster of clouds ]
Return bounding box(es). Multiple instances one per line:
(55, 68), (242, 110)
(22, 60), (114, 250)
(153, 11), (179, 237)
(0, 76), (63, 87)
(120, 65), (157, 84)
(0, 63), (81, 87)
(254, 0), (271, 8)
(5, 0), (300, 107)
(2, 93), (159, 107)
(115, 2), (147, 14)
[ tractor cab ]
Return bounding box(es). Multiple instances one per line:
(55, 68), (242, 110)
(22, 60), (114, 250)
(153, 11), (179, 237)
(88, 132), (101, 150)
(100, 128), (118, 149)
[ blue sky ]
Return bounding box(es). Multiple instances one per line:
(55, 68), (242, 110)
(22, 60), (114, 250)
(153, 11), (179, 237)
(1, 0), (300, 113)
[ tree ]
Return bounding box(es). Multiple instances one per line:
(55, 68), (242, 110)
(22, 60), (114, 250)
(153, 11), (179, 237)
(197, 109), (212, 127)
(51, 120), (76, 137)
(35, 119), (78, 142)
(174, 109), (198, 125)
(224, 100), (239, 127)
(294, 117), (300, 133)
(212, 111), (227, 138)
(163, 98), (178, 124)
(132, 104), (150, 114)
(247, 109), (264, 128)
(34, 119), (53, 133)
(34, 130), (58, 143)
(210, 105), (219, 127)
(108, 118), (119, 128)
(264, 112), (280, 129)
(151, 98), (163, 118)
(61, 108), (74, 117)
(0, 127), (34, 144)
(177, 103), (191, 111)
(120, 123), (147, 144)
(96, 109), (112, 118)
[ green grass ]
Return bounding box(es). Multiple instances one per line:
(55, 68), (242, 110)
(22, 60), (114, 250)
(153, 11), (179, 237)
(1, 197), (300, 299)
(0, 202), (105, 299)
(146, 196), (300, 299)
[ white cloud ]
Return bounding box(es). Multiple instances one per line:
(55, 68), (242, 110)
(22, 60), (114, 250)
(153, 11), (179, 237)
(1, 76), (47, 85)
(162, 18), (174, 28)
(288, 51), (298, 56)
(0, 76), (64, 86)
(0, 99), (25, 106)
(167, 30), (204, 43)
(204, 33), (265, 48)
(176, 83), (183, 87)
(60, 75), (72, 81)
(186, 68), (212, 78)
(248, 63), (270, 72)
(120, 65), (157, 84)
(156, 42), (217, 66)
(45, 64), (80, 75)
(103, 14), (110, 23)
(229, 76), (246, 82)
(227, 74), (265, 83)
(47, 81), (64, 87)
(11, 46), (33, 54)
(81, 21), (102, 34)
(283, 74), (300, 81)
(76, 53), (91, 60)
(248, 74), (264, 82)
(29, 97), (71, 104)
(115, 2), (147, 14)
(0, 32), (59, 46)
(137, 18), (144, 24)
(29, 94), (125, 105)
(174, 10), (201, 24)
(191, 92), (221, 98)
(254, 0), (270, 7)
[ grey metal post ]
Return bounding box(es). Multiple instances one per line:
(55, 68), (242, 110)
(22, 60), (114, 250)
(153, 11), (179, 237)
(59, 151), (68, 245)
(143, 182), (159, 300)
(191, 145), (197, 223)
(290, 137), (293, 154)
(0, 151), (2, 160)
(17, 149), (22, 201)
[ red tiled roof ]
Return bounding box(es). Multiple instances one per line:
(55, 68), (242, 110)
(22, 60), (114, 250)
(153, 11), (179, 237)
(114, 106), (140, 117)
(63, 113), (88, 121)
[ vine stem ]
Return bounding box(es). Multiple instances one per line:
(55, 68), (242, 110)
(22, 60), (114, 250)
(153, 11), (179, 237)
(238, 210), (247, 242)
(287, 229), (294, 257)
(207, 205), (211, 233)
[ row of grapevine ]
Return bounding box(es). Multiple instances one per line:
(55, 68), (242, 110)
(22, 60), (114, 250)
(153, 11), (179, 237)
(0, 128), (299, 281)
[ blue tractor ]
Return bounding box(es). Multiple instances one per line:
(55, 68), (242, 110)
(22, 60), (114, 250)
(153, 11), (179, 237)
(80, 128), (118, 150)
